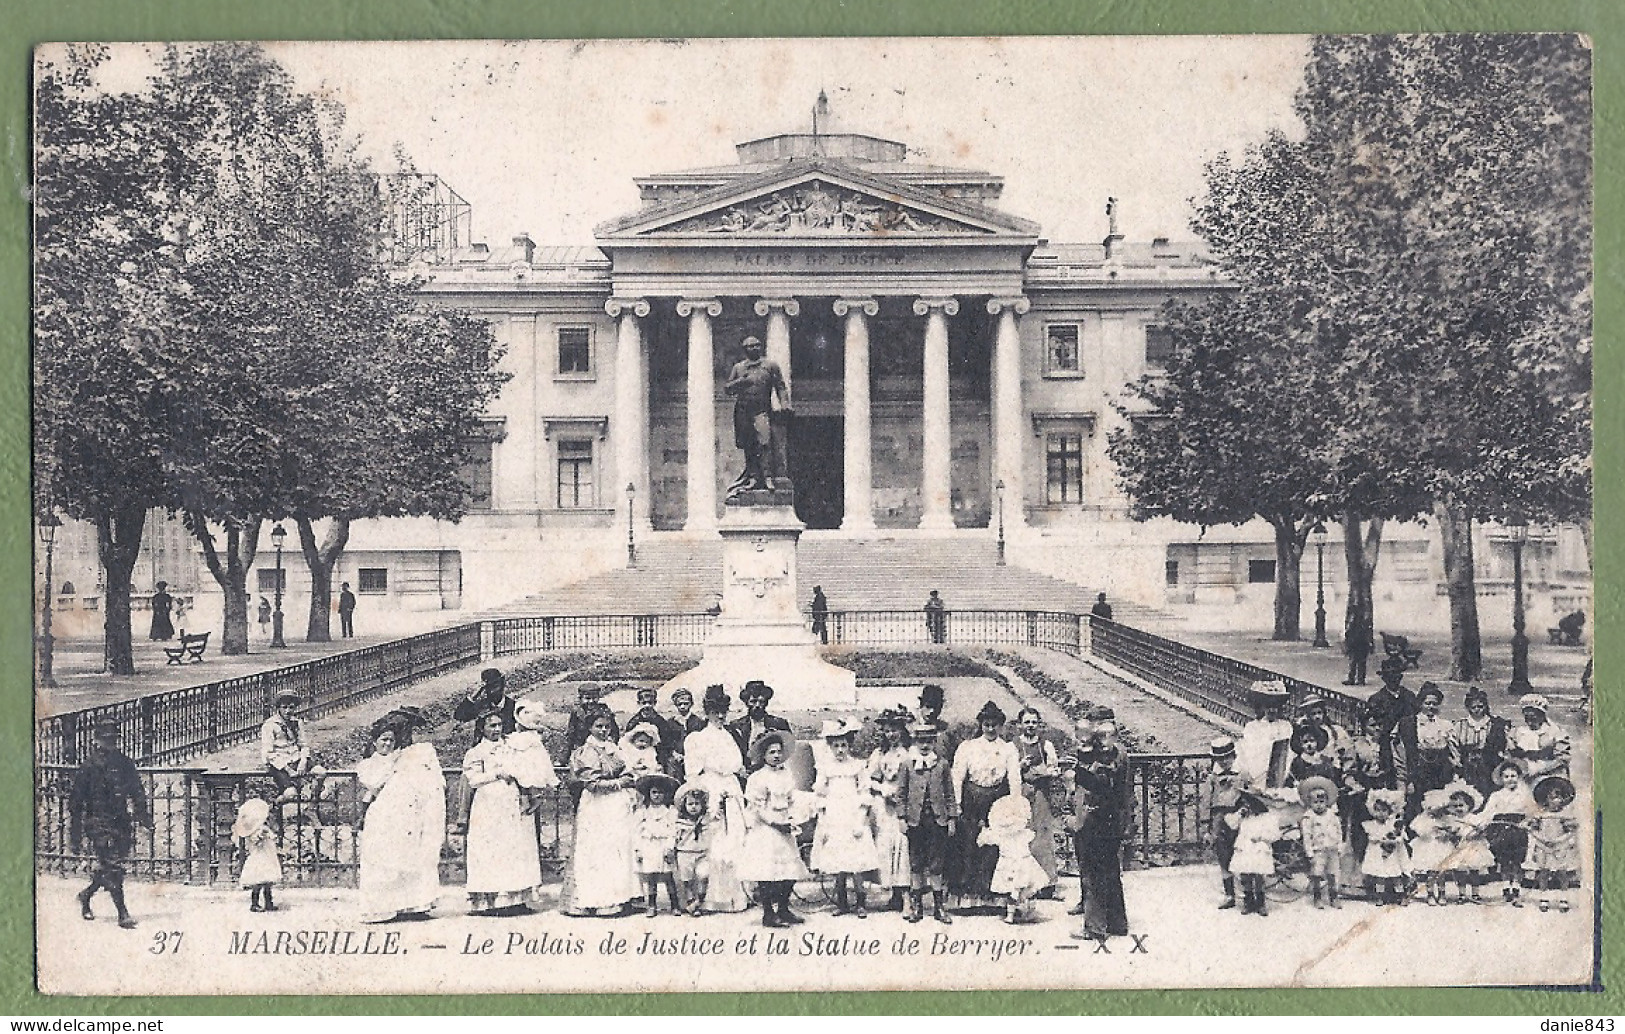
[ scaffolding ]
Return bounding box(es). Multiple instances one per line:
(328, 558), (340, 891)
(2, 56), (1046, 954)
(378, 173), (473, 265)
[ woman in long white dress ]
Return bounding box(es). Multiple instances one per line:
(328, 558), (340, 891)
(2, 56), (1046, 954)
(461, 710), (551, 915)
(681, 685), (751, 913)
(356, 708), (446, 923)
(562, 708), (641, 916)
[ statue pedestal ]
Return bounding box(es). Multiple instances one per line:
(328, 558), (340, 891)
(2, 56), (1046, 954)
(663, 494), (857, 709)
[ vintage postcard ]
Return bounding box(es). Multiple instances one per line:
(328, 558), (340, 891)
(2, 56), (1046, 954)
(31, 35), (1594, 995)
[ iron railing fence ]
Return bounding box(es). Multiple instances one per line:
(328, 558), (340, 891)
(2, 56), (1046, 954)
(489, 614), (714, 655)
(1087, 617), (1360, 729)
(821, 609), (1086, 654)
(36, 625), (483, 767)
(35, 764), (574, 889)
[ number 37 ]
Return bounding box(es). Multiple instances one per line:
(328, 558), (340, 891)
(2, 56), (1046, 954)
(149, 930), (183, 955)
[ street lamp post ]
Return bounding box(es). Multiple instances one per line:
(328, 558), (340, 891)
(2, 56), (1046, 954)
(995, 479), (1006, 566)
(270, 523), (287, 648)
(1311, 524), (1329, 648)
(1507, 519), (1532, 695)
(626, 482), (637, 568)
(38, 512), (61, 688)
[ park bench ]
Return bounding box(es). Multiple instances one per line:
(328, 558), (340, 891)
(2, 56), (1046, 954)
(1379, 632), (1422, 670)
(163, 631), (209, 665)
(1548, 610), (1586, 647)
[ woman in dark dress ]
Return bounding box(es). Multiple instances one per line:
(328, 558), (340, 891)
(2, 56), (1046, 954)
(947, 702), (1021, 908)
(148, 582), (174, 641)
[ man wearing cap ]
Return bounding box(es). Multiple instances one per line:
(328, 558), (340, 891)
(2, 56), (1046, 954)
(1365, 656), (1421, 790)
(70, 720), (152, 929)
(725, 335), (791, 495)
(565, 685), (615, 758)
(261, 691), (327, 807)
(1507, 694), (1572, 781)
(729, 681), (792, 771)
(454, 668), (519, 745)
(1206, 736), (1251, 909)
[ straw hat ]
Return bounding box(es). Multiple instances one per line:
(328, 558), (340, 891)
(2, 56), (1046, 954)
(749, 730), (791, 767)
(232, 797), (272, 839)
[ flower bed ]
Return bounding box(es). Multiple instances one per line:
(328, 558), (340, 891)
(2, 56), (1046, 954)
(984, 649), (1161, 753)
(825, 650), (1011, 686)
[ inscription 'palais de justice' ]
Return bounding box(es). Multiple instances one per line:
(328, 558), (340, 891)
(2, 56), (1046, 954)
(732, 251), (909, 268)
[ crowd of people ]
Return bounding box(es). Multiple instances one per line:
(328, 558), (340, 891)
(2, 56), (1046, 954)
(1213, 656), (1581, 914)
(64, 652), (1581, 935)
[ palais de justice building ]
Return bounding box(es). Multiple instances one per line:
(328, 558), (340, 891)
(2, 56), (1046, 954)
(371, 129), (1238, 609)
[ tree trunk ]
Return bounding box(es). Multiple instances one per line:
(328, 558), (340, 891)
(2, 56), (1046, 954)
(297, 516), (350, 643)
(95, 502), (147, 675)
(189, 513), (261, 656)
(1435, 497), (1482, 681)
(1578, 515), (1593, 574)
(1341, 515), (1385, 656)
(1271, 520), (1305, 642)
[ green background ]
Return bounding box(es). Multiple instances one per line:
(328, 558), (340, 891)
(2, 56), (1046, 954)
(1, 0), (1617, 1015)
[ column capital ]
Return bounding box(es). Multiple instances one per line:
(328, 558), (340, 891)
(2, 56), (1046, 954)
(833, 297), (879, 318)
(912, 296), (960, 317)
(675, 298), (723, 318)
(754, 297), (801, 318)
(986, 296), (1031, 316)
(605, 297), (650, 319)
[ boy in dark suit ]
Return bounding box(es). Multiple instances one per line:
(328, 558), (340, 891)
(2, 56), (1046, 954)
(901, 721), (959, 924)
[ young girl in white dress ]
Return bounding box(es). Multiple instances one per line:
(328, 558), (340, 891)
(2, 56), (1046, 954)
(979, 792), (1047, 924)
(621, 723), (663, 781)
(1228, 790), (1283, 916)
(812, 719), (879, 917)
(1525, 776), (1581, 913)
(633, 773), (680, 916)
(673, 784), (712, 915)
(866, 709), (913, 912)
(1361, 788), (1410, 906)
(234, 796), (282, 913)
(741, 732), (811, 928)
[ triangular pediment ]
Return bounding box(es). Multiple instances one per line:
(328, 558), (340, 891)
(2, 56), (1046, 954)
(595, 158), (1040, 241)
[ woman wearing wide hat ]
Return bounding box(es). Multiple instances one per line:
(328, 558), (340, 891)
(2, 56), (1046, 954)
(947, 700), (1021, 907)
(356, 707), (446, 923)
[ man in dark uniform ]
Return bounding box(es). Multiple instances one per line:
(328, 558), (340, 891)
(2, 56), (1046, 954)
(724, 336), (791, 495)
(453, 668), (518, 745)
(1365, 655), (1421, 792)
(70, 719), (152, 929)
(1068, 720), (1131, 942)
(338, 582), (358, 638)
(729, 681), (792, 771)
(565, 684), (615, 757)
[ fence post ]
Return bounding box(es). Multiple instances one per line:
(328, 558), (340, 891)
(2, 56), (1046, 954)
(139, 695), (156, 763)
(480, 620), (495, 661)
(206, 685), (220, 754)
(1026, 611), (1038, 647)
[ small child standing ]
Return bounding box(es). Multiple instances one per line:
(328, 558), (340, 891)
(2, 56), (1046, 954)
(1525, 776), (1581, 913)
(1227, 791), (1281, 916)
(673, 784), (712, 916)
(1440, 782), (1494, 904)
(1409, 790), (1458, 905)
(811, 719), (879, 918)
(233, 796), (282, 913)
(901, 722), (958, 925)
(1479, 760), (1535, 906)
(1296, 776), (1344, 909)
(980, 793), (1047, 924)
(1361, 789), (1411, 906)
(632, 774), (680, 916)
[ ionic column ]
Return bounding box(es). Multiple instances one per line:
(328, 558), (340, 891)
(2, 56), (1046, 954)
(678, 298), (722, 532)
(913, 296), (959, 530)
(987, 296), (1031, 530)
(607, 296), (651, 531)
(834, 297), (879, 532)
(754, 298), (800, 392)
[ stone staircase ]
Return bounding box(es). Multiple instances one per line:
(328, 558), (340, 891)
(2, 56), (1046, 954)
(485, 533), (1166, 624)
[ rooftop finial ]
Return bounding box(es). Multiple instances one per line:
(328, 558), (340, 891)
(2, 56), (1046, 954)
(1106, 196), (1119, 237)
(813, 89), (830, 140)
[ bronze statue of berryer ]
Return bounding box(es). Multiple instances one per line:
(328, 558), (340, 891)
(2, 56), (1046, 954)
(725, 335), (792, 497)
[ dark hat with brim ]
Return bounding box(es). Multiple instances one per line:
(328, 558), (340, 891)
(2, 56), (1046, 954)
(480, 668), (504, 686)
(702, 684), (730, 713)
(1291, 723), (1330, 753)
(742, 680), (774, 703)
(636, 773), (680, 800)
(749, 730), (791, 767)
(274, 691), (304, 706)
(919, 684), (945, 708)
(1377, 655), (1409, 677)
(1532, 775), (1576, 808)
(92, 717), (122, 739)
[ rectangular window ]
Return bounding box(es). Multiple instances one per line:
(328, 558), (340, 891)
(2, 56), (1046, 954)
(459, 439), (494, 511)
(1045, 324), (1082, 375)
(358, 568), (389, 593)
(1248, 559), (1277, 584)
(1165, 560), (1180, 586)
(557, 327), (592, 375)
(1145, 325), (1175, 369)
(557, 439), (595, 509)
(256, 569), (286, 593)
(1045, 434), (1084, 504)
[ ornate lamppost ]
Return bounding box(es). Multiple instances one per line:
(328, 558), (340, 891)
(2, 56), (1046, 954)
(626, 482), (637, 568)
(270, 522), (287, 648)
(1507, 518), (1533, 695)
(995, 479), (1006, 566)
(1311, 523), (1329, 648)
(38, 511), (61, 688)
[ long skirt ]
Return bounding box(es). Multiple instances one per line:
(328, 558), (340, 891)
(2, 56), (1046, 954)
(871, 801), (911, 888)
(1078, 833), (1129, 937)
(702, 794), (751, 913)
(562, 786), (639, 912)
(948, 781), (1007, 899)
(1024, 783), (1060, 889)
(465, 780), (541, 905)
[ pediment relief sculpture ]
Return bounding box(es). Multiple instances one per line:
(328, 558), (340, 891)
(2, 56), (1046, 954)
(655, 181), (982, 236)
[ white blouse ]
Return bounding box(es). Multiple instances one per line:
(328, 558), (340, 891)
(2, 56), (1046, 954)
(951, 736), (1021, 797)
